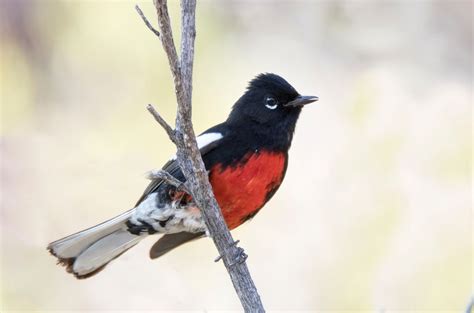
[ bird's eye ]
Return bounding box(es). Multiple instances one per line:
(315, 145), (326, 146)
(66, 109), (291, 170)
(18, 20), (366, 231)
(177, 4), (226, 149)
(265, 97), (278, 110)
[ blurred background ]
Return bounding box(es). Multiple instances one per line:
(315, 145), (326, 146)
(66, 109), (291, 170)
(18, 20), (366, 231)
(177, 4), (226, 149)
(0, 0), (472, 311)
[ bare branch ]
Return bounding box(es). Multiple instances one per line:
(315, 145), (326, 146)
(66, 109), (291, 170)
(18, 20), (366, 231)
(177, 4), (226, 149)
(146, 104), (177, 144)
(179, 0), (196, 111)
(141, 0), (265, 311)
(153, 0), (181, 85)
(146, 169), (190, 194)
(135, 5), (161, 38)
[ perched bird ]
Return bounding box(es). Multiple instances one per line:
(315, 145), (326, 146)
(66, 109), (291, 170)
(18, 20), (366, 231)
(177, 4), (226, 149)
(47, 73), (318, 278)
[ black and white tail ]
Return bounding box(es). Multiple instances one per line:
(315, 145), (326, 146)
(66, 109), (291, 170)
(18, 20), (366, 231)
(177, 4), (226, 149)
(47, 209), (145, 279)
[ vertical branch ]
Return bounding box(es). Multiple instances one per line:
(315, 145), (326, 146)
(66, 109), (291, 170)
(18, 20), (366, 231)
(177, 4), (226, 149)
(153, 0), (181, 87)
(179, 0), (196, 110)
(137, 0), (265, 311)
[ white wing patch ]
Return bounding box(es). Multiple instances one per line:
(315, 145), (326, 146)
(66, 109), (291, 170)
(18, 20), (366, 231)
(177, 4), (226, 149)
(169, 132), (223, 161)
(196, 132), (223, 149)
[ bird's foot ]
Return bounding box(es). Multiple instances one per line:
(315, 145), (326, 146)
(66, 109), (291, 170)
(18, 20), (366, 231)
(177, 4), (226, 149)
(214, 240), (248, 265)
(229, 246), (248, 266)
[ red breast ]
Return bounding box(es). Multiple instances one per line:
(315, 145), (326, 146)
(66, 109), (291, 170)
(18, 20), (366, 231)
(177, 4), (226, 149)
(209, 151), (287, 229)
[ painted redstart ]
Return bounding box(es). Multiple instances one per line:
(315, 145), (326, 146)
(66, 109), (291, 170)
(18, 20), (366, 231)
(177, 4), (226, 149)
(47, 73), (318, 278)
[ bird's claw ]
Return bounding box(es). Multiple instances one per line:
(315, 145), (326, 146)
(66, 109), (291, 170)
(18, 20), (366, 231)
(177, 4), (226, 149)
(214, 240), (247, 265)
(229, 247), (248, 266)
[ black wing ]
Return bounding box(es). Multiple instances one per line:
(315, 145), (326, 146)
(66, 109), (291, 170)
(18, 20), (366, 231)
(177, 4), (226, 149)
(149, 231), (204, 259)
(139, 124), (227, 259)
(135, 124), (226, 206)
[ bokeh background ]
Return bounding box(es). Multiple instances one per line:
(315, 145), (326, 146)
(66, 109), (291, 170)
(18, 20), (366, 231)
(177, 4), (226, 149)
(1, 0), (472, 311)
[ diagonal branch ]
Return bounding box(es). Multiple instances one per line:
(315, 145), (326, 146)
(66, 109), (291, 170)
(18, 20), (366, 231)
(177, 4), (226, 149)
(138, 0), (265, 311)
(135, 5), (161, 38)
(146, 104), (177, 144)
(179, 0), (196, 110)
(153, 0), (181, 87)
(146, 169), (190, 194)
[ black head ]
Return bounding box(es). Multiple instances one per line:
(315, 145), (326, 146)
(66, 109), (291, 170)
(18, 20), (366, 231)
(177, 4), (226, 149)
(227, 73), (318, 127)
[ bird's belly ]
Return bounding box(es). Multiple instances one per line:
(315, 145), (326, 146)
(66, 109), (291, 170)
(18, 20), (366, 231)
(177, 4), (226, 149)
(209, 151), (287, 229)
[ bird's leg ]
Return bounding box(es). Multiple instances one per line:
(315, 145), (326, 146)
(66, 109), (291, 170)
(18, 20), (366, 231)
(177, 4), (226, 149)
(214, 240), (248, 266)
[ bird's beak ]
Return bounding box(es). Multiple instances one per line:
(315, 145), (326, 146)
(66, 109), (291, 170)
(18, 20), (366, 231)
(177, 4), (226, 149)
(284, 95), (319, 107)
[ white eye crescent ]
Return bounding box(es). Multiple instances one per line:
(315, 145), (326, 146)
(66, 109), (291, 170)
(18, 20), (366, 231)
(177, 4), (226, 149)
(265, 97), (278, 110)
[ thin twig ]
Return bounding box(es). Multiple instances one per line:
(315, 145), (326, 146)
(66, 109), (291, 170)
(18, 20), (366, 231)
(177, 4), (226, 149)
(146, 169), (190, 194)
(135, 5), (161, 38)
(146, 104), (177, 144)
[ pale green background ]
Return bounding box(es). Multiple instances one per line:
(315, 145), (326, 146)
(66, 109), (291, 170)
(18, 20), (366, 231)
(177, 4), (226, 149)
(1, 0), (472, 311)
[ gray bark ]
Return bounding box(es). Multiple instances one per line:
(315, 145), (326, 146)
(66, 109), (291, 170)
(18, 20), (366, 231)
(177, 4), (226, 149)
(136, 1), (265, 311)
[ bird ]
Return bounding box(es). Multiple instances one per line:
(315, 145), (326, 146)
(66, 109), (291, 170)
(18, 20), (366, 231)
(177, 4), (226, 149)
(47, 73), (318, 279)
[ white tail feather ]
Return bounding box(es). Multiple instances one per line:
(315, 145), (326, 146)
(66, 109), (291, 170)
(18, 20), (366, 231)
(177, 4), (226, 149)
(48, 208), (146, 278)
(72, 229), (143, 276)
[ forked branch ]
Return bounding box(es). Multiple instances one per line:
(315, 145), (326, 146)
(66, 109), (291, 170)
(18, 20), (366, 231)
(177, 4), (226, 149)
(136, 1), (265, 311)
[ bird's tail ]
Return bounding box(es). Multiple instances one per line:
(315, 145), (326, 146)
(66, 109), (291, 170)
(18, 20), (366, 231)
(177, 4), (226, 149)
(47, 208), (145, 279)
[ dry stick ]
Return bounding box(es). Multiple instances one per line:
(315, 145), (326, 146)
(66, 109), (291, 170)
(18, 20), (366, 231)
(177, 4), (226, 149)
(138, 1), (265, 311)
(153, 0), (181, 87)
(146, 169), (190, 194)
(135, 5), (161, 38)
(175, 1), (264, 311)
(146, 104), (177, 144)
